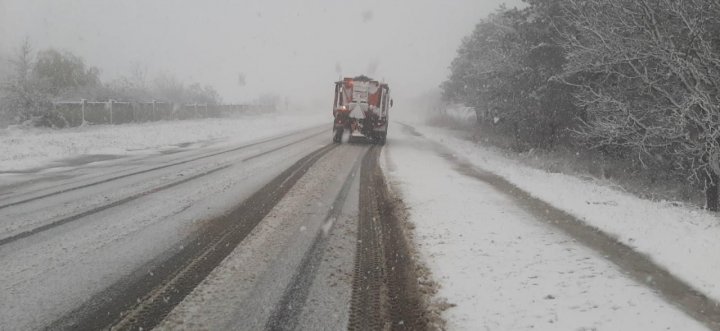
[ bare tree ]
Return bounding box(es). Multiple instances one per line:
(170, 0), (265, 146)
(127, 62), (148, 90)
(152, 72), (186, 103)
(151, 72), (220, 105)
(560, 0), (720, 209)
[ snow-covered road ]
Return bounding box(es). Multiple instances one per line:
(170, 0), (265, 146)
(0, 121), (330, 330)
(0, 113), (424, 330)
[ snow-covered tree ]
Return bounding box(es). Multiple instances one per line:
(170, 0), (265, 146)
(33, 48), (100, 97)
(0, 41), (223, 126)
(0, 40), (50, 124)
(442, 1), (578, 150)
(560, 0), (720, 210)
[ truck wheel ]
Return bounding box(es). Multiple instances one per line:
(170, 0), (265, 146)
(333, 127), (343, 143)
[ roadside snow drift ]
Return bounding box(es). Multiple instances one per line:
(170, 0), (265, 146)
(382, 125), (707, 330)
(412, 124), (720, 306)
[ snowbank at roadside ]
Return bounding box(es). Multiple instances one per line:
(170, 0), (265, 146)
(381, 127), (705, 330)
(0, 112), (327, 172)
(406, 123), (720, 306)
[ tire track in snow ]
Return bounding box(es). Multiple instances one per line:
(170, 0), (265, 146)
(49, 143), (338, 331)
(348, 146), (430, 331)
(0, 128), (326, 247)
(0, 126), (325, 210)
(264, 146), (365, 330)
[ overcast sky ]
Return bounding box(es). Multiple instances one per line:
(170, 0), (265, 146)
(1, 0), (522, 106)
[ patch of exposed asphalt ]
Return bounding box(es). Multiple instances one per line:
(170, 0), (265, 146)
(348, 146), (432, 331)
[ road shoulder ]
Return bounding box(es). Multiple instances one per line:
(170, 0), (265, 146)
(382, 125), (710, 330)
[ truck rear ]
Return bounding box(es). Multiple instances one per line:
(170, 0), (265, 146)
(332, 76), (392, 144)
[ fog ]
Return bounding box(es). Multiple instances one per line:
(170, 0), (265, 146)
(1, 0), (521, 107)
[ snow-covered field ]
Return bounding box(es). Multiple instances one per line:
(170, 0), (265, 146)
(382, 124), (710, 330)
(0, 112), (327, 172)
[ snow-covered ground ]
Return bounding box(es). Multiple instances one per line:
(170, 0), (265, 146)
(3, 108), (715, 329)
(0, 111), (326, 172)
(410, 123), (720, 304)
(382, 124), (709, 330)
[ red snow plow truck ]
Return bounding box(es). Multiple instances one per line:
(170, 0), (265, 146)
(332, 76), (392, 144)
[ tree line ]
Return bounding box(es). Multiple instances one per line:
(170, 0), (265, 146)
(442, 0), (720, 210)
(0, 40), (221, 127)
